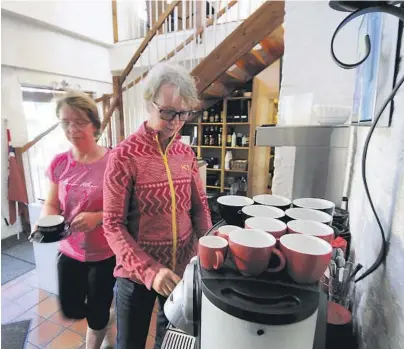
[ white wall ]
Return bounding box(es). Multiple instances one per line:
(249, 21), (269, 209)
(277, 1), (404, 348)
(273, 0), (358, 199)
(1, 7), (113, 239)
(2, 14), (112, 83)
(348, 35), (404, 349)
(1, 0), (113, 44)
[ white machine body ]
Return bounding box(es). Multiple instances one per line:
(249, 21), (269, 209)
(200, 293), (318, 349)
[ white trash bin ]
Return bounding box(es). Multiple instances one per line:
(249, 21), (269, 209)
(28, 202), (59, 295)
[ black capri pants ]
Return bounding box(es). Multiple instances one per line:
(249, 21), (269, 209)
(57, 253), (116, 330)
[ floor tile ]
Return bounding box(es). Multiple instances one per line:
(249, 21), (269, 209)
(14, 288), (50, 310)
(1, 302), (26, 324)
(49, 311), (76, 327)
(2, 280), (34, 302)
(45, 329), (85, 349)
(27, 320), (64, 347)
(69, 318), (87, 336)
(31, 295), (60, 318)
(24, 273), (40, 288)
(14, 308), (46, 331)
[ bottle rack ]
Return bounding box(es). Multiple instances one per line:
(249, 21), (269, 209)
(184, 96), (254, 195)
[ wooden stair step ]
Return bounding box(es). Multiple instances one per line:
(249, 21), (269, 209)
(192, 0), (285, 95)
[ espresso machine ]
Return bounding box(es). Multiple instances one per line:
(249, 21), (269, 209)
(163, 221), (327, 349)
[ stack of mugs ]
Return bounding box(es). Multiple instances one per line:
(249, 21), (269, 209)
(198, 195), (338, 284)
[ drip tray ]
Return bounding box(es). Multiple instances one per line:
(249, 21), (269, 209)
(161, 325), (196, 349)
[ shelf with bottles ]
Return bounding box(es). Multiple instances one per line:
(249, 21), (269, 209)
(226, 97), (250, 124)
(201, 124), (224, 148)
(225, 169), (248, 174)
(206, 185), (221, 190)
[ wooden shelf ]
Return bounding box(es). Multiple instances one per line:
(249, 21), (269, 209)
(206, 185), (221, 189)
(207, 168), (221, 172)
(191, 145), (198, 148)
(201, 122), (223, 126)
(225, 169), (248, 173)
(226, 122), (250, 125)
(227, 96), (252, 100)
(201, 146), (221, 149)
(226, 147), (249, 150)
(186, 123), (199, 125)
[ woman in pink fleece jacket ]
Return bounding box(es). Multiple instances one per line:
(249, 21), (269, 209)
(103, 62), (212, 349)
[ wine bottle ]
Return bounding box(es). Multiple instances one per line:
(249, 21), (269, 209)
(218, 127), (223, 146)
(226, 128), (233, 147)
(209, 126), (215, 146)
(203, 110), (209, 123)
(209, 108), (215, 123)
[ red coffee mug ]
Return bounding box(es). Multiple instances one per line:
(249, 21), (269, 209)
(198, 236), (228, 270)
(287, 220), (334, 243)
(280, 233), (332, 284)
(214, 225), (240, 241)
(228, 229), (286, 276)
(245, 217), (287, 239)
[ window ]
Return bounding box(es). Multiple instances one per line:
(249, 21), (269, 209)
(22, 87), (70, 201)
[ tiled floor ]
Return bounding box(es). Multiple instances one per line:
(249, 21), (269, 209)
(2, 269), (157, 348)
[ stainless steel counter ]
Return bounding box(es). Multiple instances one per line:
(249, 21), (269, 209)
(255, 125), (350, 148)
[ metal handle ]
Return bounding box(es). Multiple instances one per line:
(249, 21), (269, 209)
(28, 230), (44, 243)
(221, 287), (300, 308)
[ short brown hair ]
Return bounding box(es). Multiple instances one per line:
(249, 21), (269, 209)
(56, 90), (101, 136)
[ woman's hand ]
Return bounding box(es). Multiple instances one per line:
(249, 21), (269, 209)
(70, 212), (102, 233)
(152, 268), (181, 297)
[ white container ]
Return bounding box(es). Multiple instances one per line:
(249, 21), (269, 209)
(231, 132), (237, 147)
(225, 151), (233, 170)
(28, 202), (59, 295)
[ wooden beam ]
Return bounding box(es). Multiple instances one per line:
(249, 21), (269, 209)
(192, 0), (285, 95)
(122, 0), (238, 91)
(100, 97), (118, 133)
(20, 123), (59, 153)
(112, 0), (119, 43)
(120, 0), (181, 84)
(95, 93), (113, 103)
(113, 76), (125, 142)
(102, 95), (113, 147)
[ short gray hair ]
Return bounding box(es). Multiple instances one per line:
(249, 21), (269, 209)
(143, 62), (199, 109)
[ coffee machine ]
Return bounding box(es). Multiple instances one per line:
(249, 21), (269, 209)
(163, 221), (327, 349)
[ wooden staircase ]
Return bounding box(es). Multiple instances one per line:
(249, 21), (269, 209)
(15, 0), (285, 231)
(194, 1), (284, 100)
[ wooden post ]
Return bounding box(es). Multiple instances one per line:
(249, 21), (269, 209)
(14, 147), (31, 234)
(102, 95), (113, 147)
(112, 0), (119, 43)
(113, 76), (125, 143)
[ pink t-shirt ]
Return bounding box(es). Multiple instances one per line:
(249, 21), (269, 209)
(47, 149), (114, 262)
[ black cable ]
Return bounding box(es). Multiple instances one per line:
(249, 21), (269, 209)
(329, 1), (404, 282)
(354, 72), (404, 282)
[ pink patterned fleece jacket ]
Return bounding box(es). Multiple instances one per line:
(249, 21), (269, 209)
(103, 122), (212, 289)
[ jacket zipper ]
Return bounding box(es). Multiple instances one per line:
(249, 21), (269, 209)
(155, 135), (178, 270)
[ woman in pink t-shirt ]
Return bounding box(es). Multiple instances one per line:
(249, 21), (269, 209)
(37, 91), (115, 349)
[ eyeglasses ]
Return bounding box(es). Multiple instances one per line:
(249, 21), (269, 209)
(152, 101), (196, 121)
(60, 120), (91, 130)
